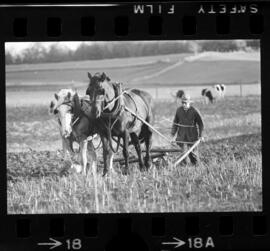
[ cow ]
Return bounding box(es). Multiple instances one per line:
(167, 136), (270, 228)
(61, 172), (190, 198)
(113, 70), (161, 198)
(220, 84), (226, 98)
(214, 84), (226, 99)
(171, 89), (185, 105)
(201, 88), (215, 104)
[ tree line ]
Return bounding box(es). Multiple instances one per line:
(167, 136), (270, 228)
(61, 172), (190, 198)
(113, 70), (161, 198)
(5, 40), (260, 65)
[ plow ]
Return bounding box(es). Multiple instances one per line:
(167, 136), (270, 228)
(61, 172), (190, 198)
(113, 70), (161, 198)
(105, 139), (201, 167)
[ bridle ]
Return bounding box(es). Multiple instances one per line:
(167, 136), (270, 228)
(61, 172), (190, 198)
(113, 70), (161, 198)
(54, 99), (80, 128)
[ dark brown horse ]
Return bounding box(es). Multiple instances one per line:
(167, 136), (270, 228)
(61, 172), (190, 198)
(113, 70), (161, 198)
(86, 72), (153, 175)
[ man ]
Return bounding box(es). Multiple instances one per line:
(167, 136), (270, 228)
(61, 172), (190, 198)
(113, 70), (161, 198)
(171, 94), (204, 165)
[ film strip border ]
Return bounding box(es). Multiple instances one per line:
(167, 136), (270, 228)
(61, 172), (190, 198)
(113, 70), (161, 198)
(0, 3), (265, 40)
(2, 214), (269, 250)
(14, 215), (267, 238)
(8, 13), (264, 38)
(0, 1), (269, 251)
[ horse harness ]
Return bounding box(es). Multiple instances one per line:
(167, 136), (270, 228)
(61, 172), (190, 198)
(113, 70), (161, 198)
(97, 83), (136, 126)
(99, 82), (139, 153)
(55, 98), (84, 133)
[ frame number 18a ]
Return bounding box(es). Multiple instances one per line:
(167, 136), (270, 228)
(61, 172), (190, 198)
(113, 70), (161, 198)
(188, 237), (215, 248)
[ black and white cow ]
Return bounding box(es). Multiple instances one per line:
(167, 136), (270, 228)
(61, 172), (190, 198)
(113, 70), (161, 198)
(214, 84), (226, 99)
(201, 88), (215, 104)
(220, 84), (226, 98)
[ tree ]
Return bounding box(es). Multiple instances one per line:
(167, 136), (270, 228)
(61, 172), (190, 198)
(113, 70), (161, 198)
(21, 43), (47, 63)
(45, 43), (70, 62)
(188, 41), (201, 55)
(234, 40), (247, 51)
(5, 51), (14, 64)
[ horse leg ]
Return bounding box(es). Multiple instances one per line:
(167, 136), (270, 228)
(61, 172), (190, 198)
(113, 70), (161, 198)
(101, 136), (114, 176)
(79, 139), (88, 175)
(122, 131), (129, 175)
(87, 140), (97, 173)
(62, 137), (70, 160)
(130, 132), (145, 171)
(143, 125), (152, 169)
(62, 136), (77, 171)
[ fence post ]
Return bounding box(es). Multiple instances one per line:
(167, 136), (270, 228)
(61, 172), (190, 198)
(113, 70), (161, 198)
(240, 84), (243, 97)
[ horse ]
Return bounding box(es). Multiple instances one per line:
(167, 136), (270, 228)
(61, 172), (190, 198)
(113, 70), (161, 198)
(49, 89), (97, 175)
(86, 72), (153, 176)
(49, 89), (76, 159)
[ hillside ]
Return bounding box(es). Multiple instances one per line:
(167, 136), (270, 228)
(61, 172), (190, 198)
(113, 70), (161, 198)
(6, 51), (260, 89)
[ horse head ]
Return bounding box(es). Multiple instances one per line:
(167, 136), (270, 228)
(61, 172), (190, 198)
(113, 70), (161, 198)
(49, 89), (77, 138)
(86, 72), (113, 118)
(49, 89), (75, 114)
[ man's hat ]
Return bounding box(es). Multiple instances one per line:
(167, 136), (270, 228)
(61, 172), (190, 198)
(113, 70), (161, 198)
(181, 94), (192, 102)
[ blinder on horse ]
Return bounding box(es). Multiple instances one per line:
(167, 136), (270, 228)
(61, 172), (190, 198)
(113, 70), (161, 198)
(53, 100), (73, 114)
(54, 98), (83, 133)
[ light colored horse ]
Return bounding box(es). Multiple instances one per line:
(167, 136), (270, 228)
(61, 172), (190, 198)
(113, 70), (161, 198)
(49, 89), (76, 159)
(49, 89), (97, 175)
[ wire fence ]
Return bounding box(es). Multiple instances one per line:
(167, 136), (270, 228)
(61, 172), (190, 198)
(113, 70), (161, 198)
(137, 82), (260, 100)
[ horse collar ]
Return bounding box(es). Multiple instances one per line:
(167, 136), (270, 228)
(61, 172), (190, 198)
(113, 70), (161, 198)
(101, 83), (123, 118)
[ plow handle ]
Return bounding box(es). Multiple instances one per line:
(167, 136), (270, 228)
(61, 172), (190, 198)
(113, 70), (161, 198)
(173, 139), (201, 166)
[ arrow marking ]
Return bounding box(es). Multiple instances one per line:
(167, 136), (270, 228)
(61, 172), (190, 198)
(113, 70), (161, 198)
(37, 238), (62, 250)
(162, 237), (186, 248)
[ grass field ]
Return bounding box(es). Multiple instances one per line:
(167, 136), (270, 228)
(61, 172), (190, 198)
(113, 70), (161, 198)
(6, 51), (262, 213)
(7, 96), (262, 213)
(5, 51), (260, 108)
(6, 51), (259, 87)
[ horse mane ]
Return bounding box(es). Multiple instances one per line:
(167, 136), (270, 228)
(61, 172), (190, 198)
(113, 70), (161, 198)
(87, 72), (111, 91)
(73, 92), (83, 118)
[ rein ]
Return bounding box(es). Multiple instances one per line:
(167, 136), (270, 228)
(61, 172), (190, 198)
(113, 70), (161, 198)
(60, 100), (81, 128)
(107, 115), (121, 153)
(94, 83), (127, 153)
(99, 84), (125, 118)
(100, 85), (141, 153)
(72, 117), (80, 127)
(102, 89), (128, 111)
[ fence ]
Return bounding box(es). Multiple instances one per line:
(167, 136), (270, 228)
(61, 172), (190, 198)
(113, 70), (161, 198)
(137, 82), (260, 100)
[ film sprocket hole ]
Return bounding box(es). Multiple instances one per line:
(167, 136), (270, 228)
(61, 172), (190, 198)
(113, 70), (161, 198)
(0, 1), (268, 251)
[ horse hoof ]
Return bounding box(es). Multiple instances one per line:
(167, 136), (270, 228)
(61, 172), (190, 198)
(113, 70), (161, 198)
(102, 169), (108, 176)
(145, 162), (152, 169)
(144, 158), (152, 169)
(121, 168), (128, 175)
(139, 164), (147, 172)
